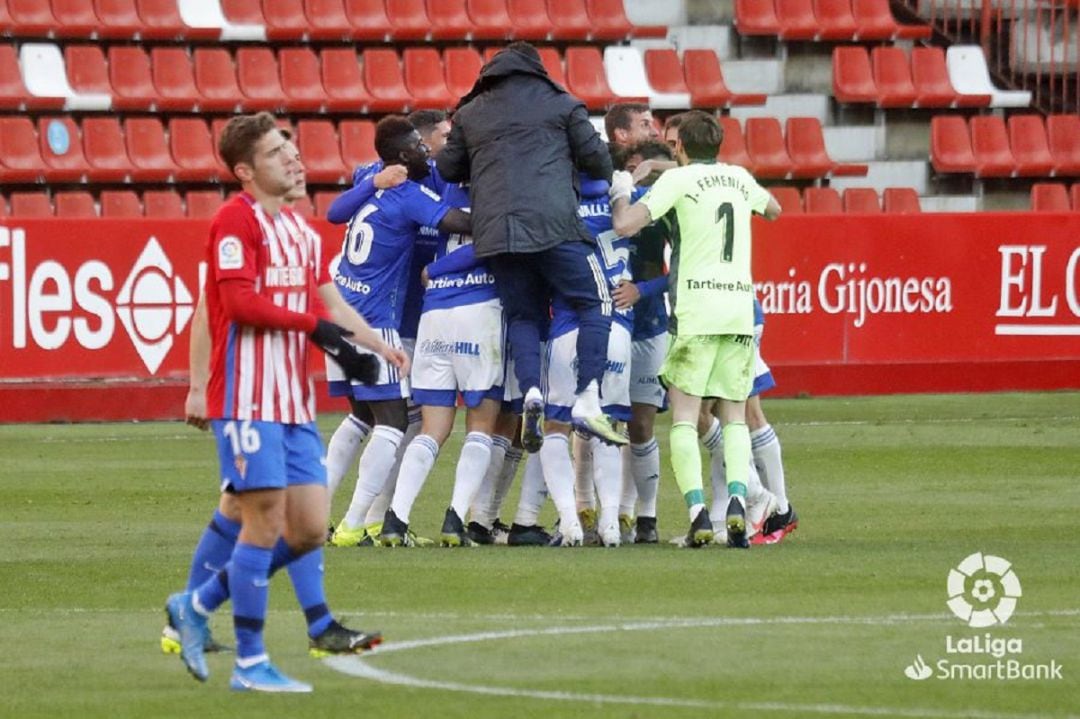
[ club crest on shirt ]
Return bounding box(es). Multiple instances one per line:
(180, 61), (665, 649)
(234, 454), (248, 479)
(218, 236), (243, 270)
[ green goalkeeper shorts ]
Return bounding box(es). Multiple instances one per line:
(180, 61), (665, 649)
(659, 333), (754, 401)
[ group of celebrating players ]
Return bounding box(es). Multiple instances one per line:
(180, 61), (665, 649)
(162, 42), (798, 693)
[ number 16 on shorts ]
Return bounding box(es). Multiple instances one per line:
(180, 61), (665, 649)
(211, 419), (287, 493)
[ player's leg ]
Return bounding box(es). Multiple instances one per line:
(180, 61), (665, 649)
(442, 398), (500, 546)
(540, 329), (587, 545)
(468, 410), (517, 543)
(507, 452), (553, 546)
(381, 404), (455, 545)
(747, 396), (797, 541)
(364, 402), (422, 540)
(627, 332), (667, 543)
(592, 322), (633, 546)
(325, 412), (371, 501)
(572, 429), (599, 544)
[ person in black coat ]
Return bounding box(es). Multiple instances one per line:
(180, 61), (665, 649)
(436, 41), (625, 452)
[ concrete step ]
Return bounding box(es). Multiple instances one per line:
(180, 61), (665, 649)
(919, 195), (979, 212)
(729, 93), (829, 125)
(664, 25), (736, 59)
(823, 125), (885, 161)
(828, 160), (930, 195)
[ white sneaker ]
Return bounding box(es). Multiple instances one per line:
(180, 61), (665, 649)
(746, 488), (779, 539)
(560, 519), (584, 547)
(599, 521), (621, 547)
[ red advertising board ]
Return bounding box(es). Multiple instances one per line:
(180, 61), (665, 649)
(1, 214), (1078, 421)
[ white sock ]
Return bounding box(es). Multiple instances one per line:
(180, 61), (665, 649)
(701, 417), (722, 455)
(512, 452), (548, 526)
(490, 445), (523, 521)
(571, 379), (601, 419)
(572, 430), (595, 512)
(538, 433), (578, 526)
(591, 437), (622, 529)
(710, 432), (728, 521)
(450, 432), (493, 519)
(325, 415), (371, 499)
(341, 425), (403, 529)
(365, 409), (421, 525)
(389, 434), (440, 524)
(752, 424), (789, 513)
(619, 444), (637, 517)
(630, 438), (660, 518)
(469, 434), (510, 528)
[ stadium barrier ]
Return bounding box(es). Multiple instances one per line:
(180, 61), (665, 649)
(1, 213), (1078, 421)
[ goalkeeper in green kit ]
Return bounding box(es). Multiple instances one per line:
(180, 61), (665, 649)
(609, 110), (781, 548)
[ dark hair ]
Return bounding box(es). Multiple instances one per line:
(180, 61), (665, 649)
(632, 139), (675, 162)
(677, 110), (723, 160)
(374, 115), (418, 163)
(604, 103), (651, 143)
(407, 110), (448, 135)
(505, 40), (541, 63)
(663, 112), (687, 134)
(219, 112), (280, 179)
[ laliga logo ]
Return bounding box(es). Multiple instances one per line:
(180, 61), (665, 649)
(946, 552), (1022, 628)
(115, 238), (195, 374)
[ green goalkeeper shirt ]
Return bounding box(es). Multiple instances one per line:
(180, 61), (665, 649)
(641, 161), (771, 337)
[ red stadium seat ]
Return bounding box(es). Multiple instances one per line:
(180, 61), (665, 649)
(1030, 183), (1070, 211)
(804, 187), (843, 213)
(506, 0), (552, 40)
(770, 186), (803, 214)
(385, 0), (431, 40)
(340, 119), (377, 170)
(565, 46), (617, 109)
(882, 187), (921, 213)
(871, 46), (917, 108)
(843, 187), (881, 213)
(101, 190), (143, 217)
(124, 117), (177, 181)
(1047, 114), (1080, 176)
(776, 0), (818, 40)
(0, 117), (48, 182)
(444, 46), (484, 100)
(643, 48), (690, 96)
(8, 0), (56, 36)
(260, 0), (309, 40)
(65, 44), (112, 97)
(0, 195), (9, 217)
(193, 48), (242, 113)
(314, 191), (339, 218)
(682, 49), (768, 106)
(52, 0), (99, 37)
(92, 0), (143, 38)
(833, 47), (877, 104)
(404, 47), (455, 109)
(321, 48), (374, 113)
(428, 0), (475, 40)
(169, 118), (220, 182)
(186, 190), (224, 218)
(304, 0), (354, 39)
(1072, 184), (1080, 211)
(969, 116), (1016, 178)
(220, 0), (264, 24)
(108, 46), (159, 111)
(851, 0), (929, 40)
(1008, 115), (1055, 177)
(343, 0), (394, 40)
(467, 0), (513, 39)
(717, 116), (753, 169)
(930, 116), (976, 174)
(236, 47), (285, 111)
(363, 48), (413, 112)
(548, 0), (592, 40)
(745, 118), (794, 179)
(143, 190), (184, 218)
(55, 191), (97, 218)
(814, 0), (857, 40)
(734, 0), (781, 36)
(911, 47), (989, 108)
(38, 116), (91, 182)
(1, 44), (62, 110)
(137, 0), (216, 39)
(10, 192), (54, 217)
(537, 47), (567, 86)
(81, 117), (131, 181)
(150, 48), (200, 112)
(297, 120), (347, 183)
(279, 47), (326, 112)
(785, 117), (835, 179)
(290, 194), (315, 218)
(585, 0), (634, 39)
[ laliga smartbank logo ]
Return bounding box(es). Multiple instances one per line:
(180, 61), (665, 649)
(0, 228), (195, 374)
(903, 553), (1063, 682)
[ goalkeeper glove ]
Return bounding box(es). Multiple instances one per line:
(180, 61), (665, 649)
(608, 170), (634, 202)
(310, 319), (380, 384)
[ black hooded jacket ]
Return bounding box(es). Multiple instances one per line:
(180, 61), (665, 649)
(435, 48), (613, 258)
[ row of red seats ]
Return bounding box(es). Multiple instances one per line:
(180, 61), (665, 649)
(931, 114), (1080, 178)
(718, 116), (868, 180)
(834, 46), (991, 108)
(769, 185), (921, 213)
(0, 115), (379, 184)
(644, 48), (766, 107)
(0, 189), (231, 218)
(0, 0), (664, 42)
(1031, 183), (1080, 212)
(735, 0), (929, 41)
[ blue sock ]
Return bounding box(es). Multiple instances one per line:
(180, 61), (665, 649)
(186, 510), (240, 591)
(228, 542), (273, 662)
(285, 546), (333, 638)
(507, 319), (542, 391)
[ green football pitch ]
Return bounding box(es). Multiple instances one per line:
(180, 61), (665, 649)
(1, 392), (1077, 718)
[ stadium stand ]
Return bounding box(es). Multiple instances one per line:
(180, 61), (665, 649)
(55, 190), (97, 217)
(803, 186), (843, 213)
(143, 189), (185, 217)
(1047, 114), (1080, 176)
(843, 187), (882, 213)
(10, 190), (54, 217)
(882, 187), (921, 213)
(100, 189), (143, 217)
(1030, 183), (1070, 212)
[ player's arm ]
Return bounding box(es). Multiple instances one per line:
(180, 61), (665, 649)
(426, 241), (480, 279)
(760, 194), (782, 221)
(325, 164), (407, 224)
(184, 292), (210, 431)
(316, 283), (410, 375)
(435, 122), (470, 182)
(630, 158), (677, 184)
(436, 208), (471, 236)
(568, 103), (613, 181)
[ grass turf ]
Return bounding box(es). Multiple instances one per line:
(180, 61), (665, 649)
(0, 391), (1077, 718)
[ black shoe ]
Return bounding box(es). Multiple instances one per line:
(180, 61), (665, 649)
(379, 508), (410, 547)
(686, 507), (714, 548)
(325, 523), (335, 545)
(308, 619), (382, 657)
(440, 507), (471, 547)
(634, 516), (659, 544)
(725, 497), (749, 549)
(761, 504), (799, 537)
(521, 395), (545, 453)
(466, 521), (494, 545)
(507, 523), (553, 546)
